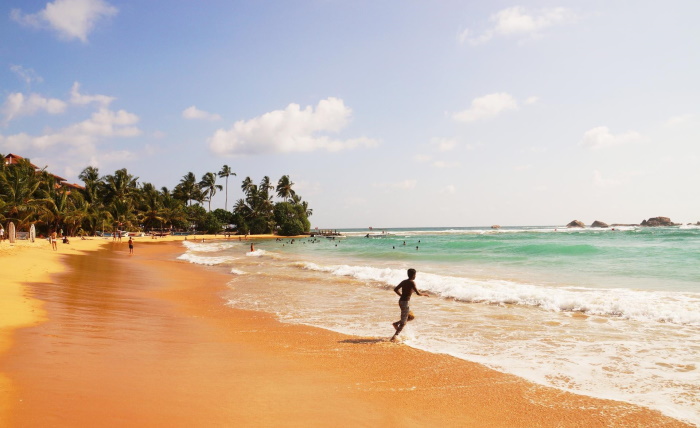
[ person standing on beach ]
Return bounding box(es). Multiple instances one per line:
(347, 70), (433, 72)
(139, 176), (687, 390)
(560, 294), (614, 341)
(391, 268), (425, 341)
(128, 237), (134, 254)
(50, 231), (58, 251)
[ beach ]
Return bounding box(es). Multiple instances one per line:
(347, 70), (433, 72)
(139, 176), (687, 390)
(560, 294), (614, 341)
(0, 235), (694, 427)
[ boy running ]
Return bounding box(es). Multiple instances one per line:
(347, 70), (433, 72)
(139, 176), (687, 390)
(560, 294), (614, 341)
(391, 268), (424, 341)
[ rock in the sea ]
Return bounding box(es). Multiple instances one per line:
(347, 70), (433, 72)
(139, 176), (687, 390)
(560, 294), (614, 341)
(591, 220), (609, 228)
(567, 220), (585, 228)
(491, 225), (501, 229)
(641, 217), (676, 227)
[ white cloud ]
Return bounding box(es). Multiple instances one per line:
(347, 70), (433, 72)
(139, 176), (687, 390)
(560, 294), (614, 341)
(524, 96), (539, 105)
(440, 185), (457, 194)
(665, 114), (694, 127)
(430, 137), (458, 152)
(1, 92), (67, 125)
(209, 97), (379, 156)
(593, 170), (621, 188)
(580, 126), (643, 150)
(453, 92), (518, 123)
(432, 161), (460, 169)
(70, 82), (115, 107)
(372, 180), (417, 190)
(10, 65), (43, 86)
(0, 107), (140, 152)
(99, 149), (136, 163)
(413, 154), (432, 163)
(293, 179), (322, 196)
(461, 6), (576, 45)
(11, 0), (118, 43)
(523, 146), (547, 153)
(182, 106), (222, 121)
(456, 28), (470, 44)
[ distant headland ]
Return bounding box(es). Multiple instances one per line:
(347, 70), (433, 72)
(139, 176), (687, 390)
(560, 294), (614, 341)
(566, 216), (700, 228)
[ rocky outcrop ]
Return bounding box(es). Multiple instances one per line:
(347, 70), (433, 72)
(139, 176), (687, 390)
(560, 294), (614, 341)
(567, 220), (585, 228)
(640, 217), (677, 227)
(491, 225), (501, 229)
(591, 220), (609, 228)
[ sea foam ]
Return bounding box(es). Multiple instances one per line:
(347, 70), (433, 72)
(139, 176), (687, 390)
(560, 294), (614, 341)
(297, 262), (700, 325)
(176, 253), (237, 266)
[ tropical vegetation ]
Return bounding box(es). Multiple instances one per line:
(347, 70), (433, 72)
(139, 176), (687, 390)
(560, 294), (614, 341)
(0, 155), (312, 237)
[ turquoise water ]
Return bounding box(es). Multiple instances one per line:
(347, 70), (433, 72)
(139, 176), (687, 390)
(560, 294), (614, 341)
(178, 225), (700, 424)
(311, 225), (700, 292)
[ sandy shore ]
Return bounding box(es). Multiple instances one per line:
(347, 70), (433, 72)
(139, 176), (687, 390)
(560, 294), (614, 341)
(0, 235), (693, 427)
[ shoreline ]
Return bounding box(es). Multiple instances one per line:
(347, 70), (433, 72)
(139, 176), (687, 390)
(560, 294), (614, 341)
(0, 237), (693, 427)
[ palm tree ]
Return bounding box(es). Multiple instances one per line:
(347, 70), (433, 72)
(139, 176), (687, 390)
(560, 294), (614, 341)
(100, 169), (138, 232)
(160, 188), (187, 230)
(78, 166), (101, 204)
(0, 158), (48, 228)
(276, 175), (296, 201)
(199, 172), (222, 212)
(137, 182), (165, 231)
(241, 176), (253, 195)
(174, 172), (200, 206)
(259, 176), (274, 200)
(218, 165), (236, 211)
(40, 176), (72, 233)
(101, 168), (139, 205)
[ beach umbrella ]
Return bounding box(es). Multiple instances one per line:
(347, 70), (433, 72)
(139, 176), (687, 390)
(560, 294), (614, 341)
(30, 224), (36, 242)
(8, 222), (16, 243)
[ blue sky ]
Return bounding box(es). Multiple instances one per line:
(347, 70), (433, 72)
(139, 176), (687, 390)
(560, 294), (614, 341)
(1, 0), (699, 228)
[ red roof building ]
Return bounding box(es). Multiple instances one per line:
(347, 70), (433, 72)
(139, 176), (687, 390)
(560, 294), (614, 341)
(3, 153), (85, 191)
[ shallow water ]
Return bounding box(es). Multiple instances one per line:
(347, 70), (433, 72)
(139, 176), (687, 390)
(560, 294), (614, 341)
(178, 226), (700, 425)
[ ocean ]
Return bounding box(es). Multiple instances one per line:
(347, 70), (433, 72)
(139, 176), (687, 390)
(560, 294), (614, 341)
(177, 225), (700, 425)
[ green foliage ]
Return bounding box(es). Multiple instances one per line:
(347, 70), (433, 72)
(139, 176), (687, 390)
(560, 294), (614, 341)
(0, 157), (313, 237)
(274, 202), (310, 236)
(201, 212), (223, 234)
(212, 208), (234, 226)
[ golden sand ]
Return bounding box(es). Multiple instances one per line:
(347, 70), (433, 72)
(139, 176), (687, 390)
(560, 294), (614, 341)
(0, 236), (692, 427)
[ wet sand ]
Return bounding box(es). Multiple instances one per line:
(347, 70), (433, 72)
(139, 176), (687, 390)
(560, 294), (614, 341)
(1, 239), (692, 427)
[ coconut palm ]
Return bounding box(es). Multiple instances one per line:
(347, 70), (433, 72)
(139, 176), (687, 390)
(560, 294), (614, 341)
(276, 175), (296, 201)
(0, 158), (47, 228)
(241, 176), (253, 195)
(199, 172), (222, 212)
(78, 166), (101, 204)
(101, 168), (139, 205)
(174, 172), (201, 206)
(137, 182), (165, 230)
(259, 176), (274, 199)
(218, 165), (236, 211)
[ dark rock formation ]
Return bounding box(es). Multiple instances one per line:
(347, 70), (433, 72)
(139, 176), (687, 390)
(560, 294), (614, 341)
(567, 220), (585, 228)
(640, 217), (677, 227)
(491, 225), (501, 229)
(591, 220), (609, 228)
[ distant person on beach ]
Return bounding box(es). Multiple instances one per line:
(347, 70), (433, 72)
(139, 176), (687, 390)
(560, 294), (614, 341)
(391, 268), (425, 342)
(50, 231), (58, 251)
(128, 237), (134, 254)
(0, 226), (4, 242)
(250, 243), (255, 252)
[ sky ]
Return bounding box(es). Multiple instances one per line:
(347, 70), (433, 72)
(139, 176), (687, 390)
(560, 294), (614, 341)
(1, 0), (699, 228)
